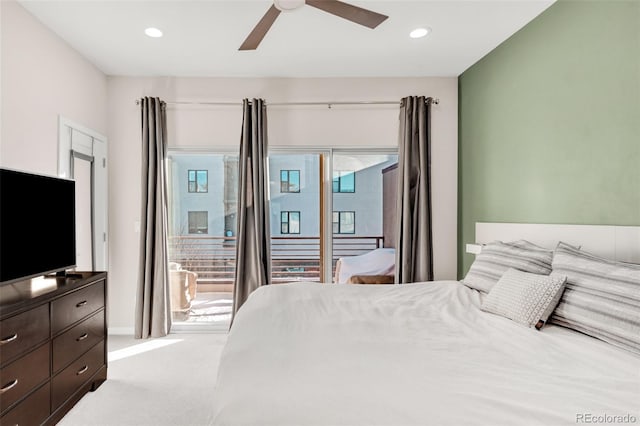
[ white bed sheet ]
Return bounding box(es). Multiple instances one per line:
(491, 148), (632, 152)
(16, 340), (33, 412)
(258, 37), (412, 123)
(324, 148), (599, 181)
(211, 281), (640, 426)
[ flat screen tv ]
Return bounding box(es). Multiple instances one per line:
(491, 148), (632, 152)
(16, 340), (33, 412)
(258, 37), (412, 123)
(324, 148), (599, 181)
(0, 168), (76, 284)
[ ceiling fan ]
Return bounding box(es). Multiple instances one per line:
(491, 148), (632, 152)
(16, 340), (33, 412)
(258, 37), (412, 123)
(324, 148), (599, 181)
(239, 0), (389, 50)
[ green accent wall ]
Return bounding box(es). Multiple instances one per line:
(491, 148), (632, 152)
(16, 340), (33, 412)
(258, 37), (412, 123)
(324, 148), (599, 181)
(458, 0), (640, 278)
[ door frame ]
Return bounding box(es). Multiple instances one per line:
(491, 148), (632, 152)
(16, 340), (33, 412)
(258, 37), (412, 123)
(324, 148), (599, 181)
(58, 116), (109, 272)
(70, 150), (95, 270)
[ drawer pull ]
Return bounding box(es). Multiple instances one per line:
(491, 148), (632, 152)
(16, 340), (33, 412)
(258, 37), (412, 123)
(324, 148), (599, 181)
(0, 333), (18, 344)
(77, 365), (89, 375)
(76, 300), (88, 308)
(77, 333), (89, 341)
(0, 379), (18, 393)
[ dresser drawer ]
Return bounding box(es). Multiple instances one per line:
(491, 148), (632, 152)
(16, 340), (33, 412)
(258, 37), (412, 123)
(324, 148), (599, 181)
(0, 305), (49, 367)
(52, 340), (104, 409)
(0, 343), (49, 414)
(51, 281), (104, 334)
(0, 382), (50, 426)
(53, 310), (105, 373)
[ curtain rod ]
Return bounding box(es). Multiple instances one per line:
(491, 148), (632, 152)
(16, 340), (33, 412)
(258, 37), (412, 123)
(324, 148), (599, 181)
(134, 98), (440, 107)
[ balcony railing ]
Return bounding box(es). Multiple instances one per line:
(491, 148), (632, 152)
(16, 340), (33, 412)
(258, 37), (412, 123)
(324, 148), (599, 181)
(169, 235), (384, 285)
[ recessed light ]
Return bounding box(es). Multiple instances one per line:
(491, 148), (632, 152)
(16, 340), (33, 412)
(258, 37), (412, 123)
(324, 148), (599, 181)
(145, 27), (163, 38)
(410, 27), (431, 39)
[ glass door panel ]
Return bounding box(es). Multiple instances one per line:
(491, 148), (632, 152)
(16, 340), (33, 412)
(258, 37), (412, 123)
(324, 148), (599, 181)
(167, 152), (238, 324)
(269, 154), (322, 283)
(332, 153), (398, 283)
(73, 157), (93, 271)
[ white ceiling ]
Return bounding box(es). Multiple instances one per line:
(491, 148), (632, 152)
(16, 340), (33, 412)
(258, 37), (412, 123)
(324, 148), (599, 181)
(18, 0), (555, 77)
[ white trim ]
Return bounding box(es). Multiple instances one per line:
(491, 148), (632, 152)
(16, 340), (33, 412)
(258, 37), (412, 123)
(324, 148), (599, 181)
(58, 116), (107, 141)
(58, 116), (107, 179)
(170, 322), (229, 334)
(271, 146), (398, 153)
(108, 325), (230, 335)
(322, 150), (333, 282)
(475, 222), (640, 263)
(108, 327), (135, 336)
(167, 146), (238, 154)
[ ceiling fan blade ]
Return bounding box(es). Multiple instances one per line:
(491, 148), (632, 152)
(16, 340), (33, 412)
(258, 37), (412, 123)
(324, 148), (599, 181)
(306, 0), (388, 29)
(239, 5), (281, 50)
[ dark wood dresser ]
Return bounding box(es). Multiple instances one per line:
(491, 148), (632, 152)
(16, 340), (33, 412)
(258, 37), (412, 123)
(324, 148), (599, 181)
(0, 272), (107, 425)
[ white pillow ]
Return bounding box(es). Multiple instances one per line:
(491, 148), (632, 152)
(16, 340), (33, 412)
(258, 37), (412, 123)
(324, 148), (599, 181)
(481, 268), (566, 329)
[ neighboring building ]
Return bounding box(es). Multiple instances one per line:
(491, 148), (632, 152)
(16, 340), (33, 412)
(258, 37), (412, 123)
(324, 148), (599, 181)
(268, 154), (397, 240)
(168, 154), (238, 238)
(168, 153), (396, 242)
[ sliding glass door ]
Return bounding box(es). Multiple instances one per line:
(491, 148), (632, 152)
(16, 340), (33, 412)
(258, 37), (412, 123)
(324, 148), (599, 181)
(331, 153), (398, 283)
(268, 153), (324, 282)
(268, 149), (397, 284)
(167, 151), (238, 325)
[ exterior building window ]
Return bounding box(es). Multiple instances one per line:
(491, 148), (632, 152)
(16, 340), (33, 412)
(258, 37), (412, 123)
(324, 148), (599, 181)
(188, 211), (208, 234)
(280, 170), (300, 193)
(333, 211), (355, 234)
(281, 211), (300, 234)
(188, 170), (208, 193)
(332, 171), (355, 193)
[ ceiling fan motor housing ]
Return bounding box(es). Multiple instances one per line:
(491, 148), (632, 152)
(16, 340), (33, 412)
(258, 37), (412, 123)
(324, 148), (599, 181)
(274, 0), (305, 12)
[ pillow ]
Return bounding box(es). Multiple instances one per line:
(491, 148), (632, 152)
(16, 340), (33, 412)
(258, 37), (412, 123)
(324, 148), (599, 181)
(550, 242), (640, 354)
(510, 240), (550, 250)
(462, 241), (553, 293)
(481, 268), (567, 329)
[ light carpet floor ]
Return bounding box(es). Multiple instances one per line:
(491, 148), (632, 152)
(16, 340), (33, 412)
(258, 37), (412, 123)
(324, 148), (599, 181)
(59, 333), (228, 426)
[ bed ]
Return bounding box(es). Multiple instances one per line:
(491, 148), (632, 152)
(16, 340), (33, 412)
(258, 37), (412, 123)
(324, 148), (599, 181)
(210, 224), (640, 426)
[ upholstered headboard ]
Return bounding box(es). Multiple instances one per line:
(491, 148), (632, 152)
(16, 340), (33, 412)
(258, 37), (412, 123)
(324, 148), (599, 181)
(475, 222), (640, 263)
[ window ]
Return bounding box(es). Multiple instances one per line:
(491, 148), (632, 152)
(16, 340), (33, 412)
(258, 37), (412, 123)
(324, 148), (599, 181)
(332, 171), (355, 193)
(281, 211), (300, 234)
(188, 211), (208, 234)
(188, 170), (208, 193)
(280, 170), (300, 193)
(333, 211), (355, 234)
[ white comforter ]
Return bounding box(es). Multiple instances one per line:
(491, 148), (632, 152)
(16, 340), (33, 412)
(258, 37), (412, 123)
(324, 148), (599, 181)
(211, 281), (640, 426)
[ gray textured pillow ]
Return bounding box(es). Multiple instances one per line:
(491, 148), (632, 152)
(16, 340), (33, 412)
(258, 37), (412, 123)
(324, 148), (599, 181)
(550, 242), (640, 354)
(482, 268), (567, 329)
(510, 240), (550, 250)
(462, 241), (553, 293)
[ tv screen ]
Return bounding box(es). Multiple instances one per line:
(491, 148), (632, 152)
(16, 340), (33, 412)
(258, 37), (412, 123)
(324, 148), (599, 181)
(0, 168), (76, 284)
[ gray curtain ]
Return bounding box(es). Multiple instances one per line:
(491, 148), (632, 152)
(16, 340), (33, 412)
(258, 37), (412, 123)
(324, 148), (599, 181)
(135, 97), (172, 338)
(395, 96), (434, 283)
(232, 98), (272, 320)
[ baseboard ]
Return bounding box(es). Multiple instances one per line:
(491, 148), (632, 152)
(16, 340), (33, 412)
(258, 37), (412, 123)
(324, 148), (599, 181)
(108, 327), (135, 336)
(171, 322), (230, 334)
(108, 325), (228, 335)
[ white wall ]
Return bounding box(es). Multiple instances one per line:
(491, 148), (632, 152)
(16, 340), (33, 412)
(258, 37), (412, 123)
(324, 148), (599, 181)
(0, 0), (107, 175)
(107, 76), (458, 330)
(0, 0), (109, 312)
